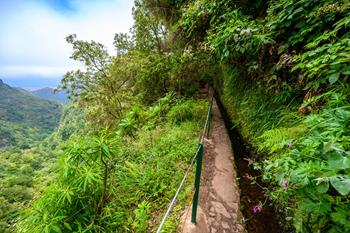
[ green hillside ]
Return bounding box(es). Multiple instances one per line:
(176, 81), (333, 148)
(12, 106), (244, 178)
(0, 79), (62, 149)
(0, 103), (86, 233)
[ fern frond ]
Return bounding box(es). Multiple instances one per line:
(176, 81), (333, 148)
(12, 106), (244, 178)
(257, 125), (305, 154)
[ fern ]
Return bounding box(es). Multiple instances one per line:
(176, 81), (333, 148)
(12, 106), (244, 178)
(257, 126), (305, 154)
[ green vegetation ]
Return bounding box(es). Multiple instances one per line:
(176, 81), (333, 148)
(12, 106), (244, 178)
(0, 101), (84, 233)
(162, 0), (349, 232)
(2, 0), (349, 232)
(0, 79), (62, 149)
(0, 80), (64, 232)
(0, 146), (58, 232)
(18, 96), (207, 232)
(217, 72), (350, 232)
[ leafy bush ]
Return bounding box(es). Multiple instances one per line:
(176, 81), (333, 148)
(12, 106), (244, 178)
(18, 97), (207, 232)
(167, 99), (207, 124)
(132, 201), (150, 232)
(208, 10), (273, 63)
(215, 67), (350, 232)
(169, 1), (350, 231)
(263, 96), (350, 233)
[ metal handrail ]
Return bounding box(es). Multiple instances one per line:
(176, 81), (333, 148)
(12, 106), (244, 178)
(156, 145), (203, 233)
(155, 91), (213, 232)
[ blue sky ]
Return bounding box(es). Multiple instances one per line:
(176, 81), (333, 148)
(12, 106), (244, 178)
(0, 0), (134, 89)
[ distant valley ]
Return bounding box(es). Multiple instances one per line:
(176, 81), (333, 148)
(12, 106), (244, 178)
(31, 87), (69, 104)
(0, 79), (62, 149)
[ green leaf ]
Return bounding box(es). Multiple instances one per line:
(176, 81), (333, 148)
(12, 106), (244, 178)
(316, 180), (329, 193)
(324, 141), (333, 152)
(328, 153), (350, 170)
(63, 222), (72, 231)
(328, 153), (343, 169)
(51, 224), (62, 233)
(331, 207), (350, 227)
(343, 157), (350, 170)
(101, 143), (110, 157)
(328, 73), (340, 84)
(342, 70), (350, 75)
(330, 176), (350, 196)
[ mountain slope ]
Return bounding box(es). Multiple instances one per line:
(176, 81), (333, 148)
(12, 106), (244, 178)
(0, 79), (62, 148)
(31, 87), (69, 104)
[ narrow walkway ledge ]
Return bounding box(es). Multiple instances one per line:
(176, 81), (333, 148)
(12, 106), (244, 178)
(180, 99), (246, 233)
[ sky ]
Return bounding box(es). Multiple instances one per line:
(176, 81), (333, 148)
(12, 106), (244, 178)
(0, 0), (134, 89)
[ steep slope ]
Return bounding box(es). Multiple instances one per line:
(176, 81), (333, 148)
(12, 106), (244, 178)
(31, 87), (69, 104)
(18, 96), (208, 233)
(0, 79), (62, 148)
(0, 102), (85, 233)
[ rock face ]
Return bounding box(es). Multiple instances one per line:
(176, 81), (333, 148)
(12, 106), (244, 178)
(180, 99), (246, 233)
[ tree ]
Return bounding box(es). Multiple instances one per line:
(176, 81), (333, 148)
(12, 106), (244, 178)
(132, 1), (167, 54)
(61, 34), (133, 127)
(113, 33), (134, 56)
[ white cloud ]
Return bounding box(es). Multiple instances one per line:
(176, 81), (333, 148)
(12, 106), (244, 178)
(0, 65), (72, 77)
(0, 0), (134, 78)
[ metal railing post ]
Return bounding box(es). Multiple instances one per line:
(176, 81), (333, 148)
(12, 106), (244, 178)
(156, 91), (214, 232)
(191, 143), (204, 224)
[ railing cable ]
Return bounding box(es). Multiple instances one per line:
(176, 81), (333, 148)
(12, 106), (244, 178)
(156, 88), (213, 232)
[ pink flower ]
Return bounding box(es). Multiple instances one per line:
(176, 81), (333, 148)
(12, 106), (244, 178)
(243, 157), (254, 165)
(282, 179), (287, 191)
(252, 205), (262, 214)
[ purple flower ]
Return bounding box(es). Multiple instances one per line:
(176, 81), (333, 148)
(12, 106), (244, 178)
(282, 179), (287, 191)
(243, 157), (252, 162)
(243, 157), (254, 165)
(252, 205), (262, 214)
(287, 142), (293, 148)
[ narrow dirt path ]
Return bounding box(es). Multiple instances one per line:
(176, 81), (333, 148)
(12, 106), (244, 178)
(180, 99), (246, 233)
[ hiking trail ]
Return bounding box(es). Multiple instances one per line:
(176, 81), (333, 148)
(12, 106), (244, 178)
(180, 98), (247, 233)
